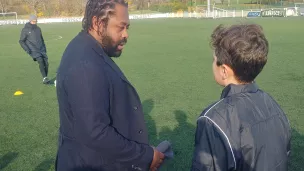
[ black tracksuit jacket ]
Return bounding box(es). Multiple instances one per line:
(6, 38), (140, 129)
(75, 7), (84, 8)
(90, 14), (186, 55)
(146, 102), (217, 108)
(191, 83), (291, 171)
(19, 22), (47, 59)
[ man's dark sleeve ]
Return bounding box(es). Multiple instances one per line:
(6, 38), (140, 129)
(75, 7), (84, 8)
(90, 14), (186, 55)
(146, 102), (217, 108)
(64, 61), (154, 170)
(19, 28), (30, 53)
(191, 117), (235, 171)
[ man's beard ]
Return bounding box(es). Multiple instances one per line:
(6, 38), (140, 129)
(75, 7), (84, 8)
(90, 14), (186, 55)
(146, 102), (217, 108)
(100, 30), (127, 58)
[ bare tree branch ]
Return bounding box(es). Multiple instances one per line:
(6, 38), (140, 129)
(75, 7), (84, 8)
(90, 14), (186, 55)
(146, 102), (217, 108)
(22, 0), (43, 14)
(0, 0), (10, 13)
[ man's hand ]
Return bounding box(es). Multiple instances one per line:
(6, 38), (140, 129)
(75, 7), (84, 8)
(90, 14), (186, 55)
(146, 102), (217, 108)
(150, 148), (165, 171)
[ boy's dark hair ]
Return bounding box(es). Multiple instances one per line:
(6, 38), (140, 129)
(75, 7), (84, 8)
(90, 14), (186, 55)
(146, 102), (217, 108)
(82, 0), (128, 32)
(211, 24), (269, 83)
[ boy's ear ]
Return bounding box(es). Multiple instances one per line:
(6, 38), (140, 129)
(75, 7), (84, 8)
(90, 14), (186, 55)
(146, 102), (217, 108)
(221, 64), (236, 81)
(220, 64), (229, 80)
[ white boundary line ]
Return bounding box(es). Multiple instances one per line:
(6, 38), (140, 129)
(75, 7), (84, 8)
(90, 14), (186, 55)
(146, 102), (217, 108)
(45, 35), (63, 42)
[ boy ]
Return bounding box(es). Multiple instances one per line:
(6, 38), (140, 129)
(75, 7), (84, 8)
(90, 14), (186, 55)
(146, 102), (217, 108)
(191, 24), (291, 171)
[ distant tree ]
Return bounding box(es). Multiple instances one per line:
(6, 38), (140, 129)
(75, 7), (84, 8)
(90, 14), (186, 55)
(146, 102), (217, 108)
(22, 0), (43, 14)
(0, 0), (9, 13)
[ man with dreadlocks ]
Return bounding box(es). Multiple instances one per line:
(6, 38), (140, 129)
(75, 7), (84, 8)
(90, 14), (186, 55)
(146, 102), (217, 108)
(55, 0), (165, 171)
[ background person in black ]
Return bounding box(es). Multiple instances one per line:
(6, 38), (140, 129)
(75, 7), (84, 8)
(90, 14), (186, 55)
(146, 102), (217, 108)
(19, 15), (50, 84)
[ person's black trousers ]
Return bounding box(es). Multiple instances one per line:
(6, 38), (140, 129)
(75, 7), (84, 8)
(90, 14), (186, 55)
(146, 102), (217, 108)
(36, 57), (48, 78)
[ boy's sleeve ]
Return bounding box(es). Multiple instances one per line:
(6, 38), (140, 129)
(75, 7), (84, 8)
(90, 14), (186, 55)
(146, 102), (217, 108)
(191, 117), (235, 171)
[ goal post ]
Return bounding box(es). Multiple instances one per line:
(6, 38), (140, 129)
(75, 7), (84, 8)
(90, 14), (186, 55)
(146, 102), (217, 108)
(195, 1), (211, 17)
(0, 12), (18, 25)
(195, 0), (221, 18)
(294, 3), (304, 16)
(195, 5), (207, 17)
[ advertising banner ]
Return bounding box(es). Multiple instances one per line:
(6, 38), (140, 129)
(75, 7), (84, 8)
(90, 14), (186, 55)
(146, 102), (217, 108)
(247, 11), (261, 17)
(261, 9), (286, 17)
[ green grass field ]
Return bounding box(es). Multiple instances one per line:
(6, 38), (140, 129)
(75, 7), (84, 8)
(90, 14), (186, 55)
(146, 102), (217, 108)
(0, 17), (304, 171)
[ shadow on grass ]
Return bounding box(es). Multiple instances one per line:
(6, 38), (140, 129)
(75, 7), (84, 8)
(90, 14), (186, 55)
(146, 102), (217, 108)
(289, 128), (304, 170)
(142, 99), (196, 170)
(142, 99), (158, 145)
(0, 152), (18, 170)
(33, 158), (55, 171)
(158, 110), (196, 170)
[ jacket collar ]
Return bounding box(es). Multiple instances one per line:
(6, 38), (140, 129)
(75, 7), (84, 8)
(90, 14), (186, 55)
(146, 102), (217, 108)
(25, 22), (37, 29)
(80, 31), (131, 85)
(220, 82), (259, 99)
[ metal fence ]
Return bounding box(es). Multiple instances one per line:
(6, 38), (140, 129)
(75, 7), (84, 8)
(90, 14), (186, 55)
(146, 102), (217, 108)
(1, 7), (303, 26)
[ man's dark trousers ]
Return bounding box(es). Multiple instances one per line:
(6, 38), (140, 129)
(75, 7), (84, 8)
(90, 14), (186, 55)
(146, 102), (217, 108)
(36, 56), (48, 78)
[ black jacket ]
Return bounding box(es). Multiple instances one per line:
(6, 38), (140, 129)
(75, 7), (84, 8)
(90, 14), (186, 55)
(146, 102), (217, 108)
(19, 22), (47, 59)
(191, 83), (291, 171)
(55, 31), (153, 171)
